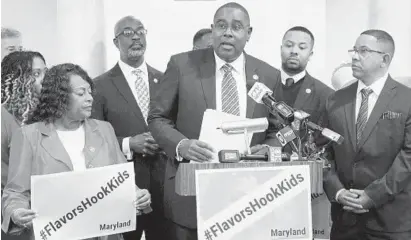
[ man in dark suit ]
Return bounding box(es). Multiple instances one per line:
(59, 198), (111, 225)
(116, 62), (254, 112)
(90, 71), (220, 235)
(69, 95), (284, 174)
(91, 16), (166, 240)
(273, 26), (333, 153)
(323, 29), (411, 239)
(147, 3), (281, 240)
(192, 28), (212, 50)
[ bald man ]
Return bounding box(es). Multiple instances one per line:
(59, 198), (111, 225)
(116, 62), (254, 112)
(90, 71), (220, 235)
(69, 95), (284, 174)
(323, 29), (411, 240)
(91, 16), (167, 240)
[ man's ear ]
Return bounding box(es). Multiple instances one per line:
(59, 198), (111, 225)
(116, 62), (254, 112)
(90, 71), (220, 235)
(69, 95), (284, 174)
(113, 38), (119, 49)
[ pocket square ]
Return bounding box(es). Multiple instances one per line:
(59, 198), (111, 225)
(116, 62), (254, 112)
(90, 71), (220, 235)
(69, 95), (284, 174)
(381, 111), (402, 120)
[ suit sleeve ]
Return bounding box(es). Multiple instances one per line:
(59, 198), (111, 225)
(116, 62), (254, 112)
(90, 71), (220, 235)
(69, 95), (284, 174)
(1, 127), (32, 235)
(364, 105), (411, 207)
(147, 56), (186, 158)
(322, 96), (345, 202)
(104, 121), (127, 165)
(91, 82), (125, 149)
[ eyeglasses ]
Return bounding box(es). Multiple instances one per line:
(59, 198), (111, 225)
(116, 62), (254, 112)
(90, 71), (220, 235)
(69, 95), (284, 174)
(348, 48), (386, 57)
(115, 28), (147, 38)
(214, 22), (248, 33)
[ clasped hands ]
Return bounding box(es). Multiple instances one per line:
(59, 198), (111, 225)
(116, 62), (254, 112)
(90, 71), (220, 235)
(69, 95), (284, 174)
(134, 187), (152, 215)
(337, 189), (374, 214)
(178, 140), (268, 162)
(129, 132), (164, 157)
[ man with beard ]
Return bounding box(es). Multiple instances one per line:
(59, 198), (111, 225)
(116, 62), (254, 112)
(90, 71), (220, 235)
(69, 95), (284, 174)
(91, 16), (166, 240)
(274, 26), (333, 153)
(148, 2), (281, 239)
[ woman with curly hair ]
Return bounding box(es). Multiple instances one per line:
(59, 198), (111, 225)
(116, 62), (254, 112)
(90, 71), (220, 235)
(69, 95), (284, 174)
(1, 50), (47, 125)
(2, 63), (151, 240)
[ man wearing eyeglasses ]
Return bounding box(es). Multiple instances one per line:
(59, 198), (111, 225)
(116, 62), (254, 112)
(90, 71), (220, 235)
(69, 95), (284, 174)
(91, 16), (167, 240)
(1, 27), (23, 61)
(323, 29), (411, 240)
(148, 2), (281, 240)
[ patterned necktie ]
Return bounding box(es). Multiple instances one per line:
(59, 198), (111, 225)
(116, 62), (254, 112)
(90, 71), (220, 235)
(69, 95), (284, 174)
(356, 88), (373, 145)
(221, 63), (240, 116)
(132, 69), (150, 120)
(285, 78), (294, 87)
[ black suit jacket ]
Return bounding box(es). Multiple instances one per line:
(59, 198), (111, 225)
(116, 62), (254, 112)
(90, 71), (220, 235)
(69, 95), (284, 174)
(323, 76), (411, 233)
(91, 63), (166, 192)
(147, 48), (281, 228)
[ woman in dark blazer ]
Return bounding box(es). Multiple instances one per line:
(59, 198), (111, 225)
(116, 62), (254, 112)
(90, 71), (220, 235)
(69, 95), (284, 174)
(2, 63), (151, 240)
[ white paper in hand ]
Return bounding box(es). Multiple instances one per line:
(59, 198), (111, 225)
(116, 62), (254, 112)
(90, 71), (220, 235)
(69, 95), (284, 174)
(199, 109), (253, 162)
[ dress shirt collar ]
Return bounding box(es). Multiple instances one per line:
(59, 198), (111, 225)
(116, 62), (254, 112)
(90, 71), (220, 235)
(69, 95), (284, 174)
(118, 59), (147, 76)
(356, 72), (389, 97)
(214, 51), (245, 73)
(280, 68), (306, 85)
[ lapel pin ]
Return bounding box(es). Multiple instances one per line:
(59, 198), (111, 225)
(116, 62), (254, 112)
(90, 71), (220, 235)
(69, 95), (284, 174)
(89, 147), (95, 152)
(306, 88), (312, 94)
(153, 78), (158, 84)
(253, 74), (259, 80)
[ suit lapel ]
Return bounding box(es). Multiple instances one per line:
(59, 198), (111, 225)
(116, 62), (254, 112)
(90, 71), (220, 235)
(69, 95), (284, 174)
(109, 64), (145, 121)
(344, 82), (358, 151)
(293, 73), (315, 110)
(147, 64), (159, 94)
(357, 77), (397, 151)
(245, 54), (258, 118)
(39, 122), (73, 170)
(83, 119), (103, 166)
(199, 49), (217, 109)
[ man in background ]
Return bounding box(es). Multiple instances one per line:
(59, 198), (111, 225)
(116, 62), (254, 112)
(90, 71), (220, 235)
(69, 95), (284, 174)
(1, 27), (22, 61)
(192, 28), (212, 50)
(148, 2), (281, 239)
(324, 29), (411, 240)
(91, 16), (166, 240)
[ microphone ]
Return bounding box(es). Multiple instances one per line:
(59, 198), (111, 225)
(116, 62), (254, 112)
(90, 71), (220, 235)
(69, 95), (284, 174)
(305, 121), (344, 145)
(218, 118), (268, 134)
(275, 126), (297, 146)
(248, 82), (294, 122)
(218, 149), (289, 163)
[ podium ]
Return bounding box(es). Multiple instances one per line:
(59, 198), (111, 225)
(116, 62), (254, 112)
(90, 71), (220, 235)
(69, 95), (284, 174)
(175, 161), (324, 196)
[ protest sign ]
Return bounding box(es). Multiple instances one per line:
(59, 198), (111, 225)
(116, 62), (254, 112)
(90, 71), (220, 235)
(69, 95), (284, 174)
(196, 166), (312, 240)
(31, 162), (136, 240)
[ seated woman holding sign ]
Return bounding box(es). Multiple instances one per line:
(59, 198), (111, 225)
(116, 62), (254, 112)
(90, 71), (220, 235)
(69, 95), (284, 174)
(1, 63), (151, 239)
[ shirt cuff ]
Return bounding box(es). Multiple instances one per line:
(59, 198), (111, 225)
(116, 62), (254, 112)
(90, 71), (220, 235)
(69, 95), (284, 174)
(335, 188), (345, 203)
(122, 137), (133, 160)
(175, 139), (189, 162)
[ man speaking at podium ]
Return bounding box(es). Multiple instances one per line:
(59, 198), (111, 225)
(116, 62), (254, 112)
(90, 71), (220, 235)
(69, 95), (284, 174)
(148, 2), (281, 239)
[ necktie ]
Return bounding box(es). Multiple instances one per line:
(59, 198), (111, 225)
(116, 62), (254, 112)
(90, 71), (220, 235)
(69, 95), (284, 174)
(285, 78), (294, 87)
(356, 88), (373, 145)
(221, 63), (240, 116)
(132, 69), (150, 120)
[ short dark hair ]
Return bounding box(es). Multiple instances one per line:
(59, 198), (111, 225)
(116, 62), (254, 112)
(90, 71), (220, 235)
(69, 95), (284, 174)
(283, 26), (315, 47)
(361, 29), (395, 57)
(193, 28), (212, 45)
(29, 63), (94, 124)
(213, 2), (250, 25)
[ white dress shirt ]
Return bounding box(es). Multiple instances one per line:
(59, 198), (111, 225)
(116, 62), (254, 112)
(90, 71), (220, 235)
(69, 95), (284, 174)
(335, 72), (388, 201)
(280, 69), (306, 85)
(214, 52), (247, 118)
(118, 59), (149, 160)
(176, 52), (249, 161)
(56, 125), (86, 171)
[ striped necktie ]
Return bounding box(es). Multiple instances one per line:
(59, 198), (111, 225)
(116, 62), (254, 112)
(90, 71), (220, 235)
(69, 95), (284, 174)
(356, 88), (373, 145)
(132, 69), (150, 120)
(221, 63), (240, 116)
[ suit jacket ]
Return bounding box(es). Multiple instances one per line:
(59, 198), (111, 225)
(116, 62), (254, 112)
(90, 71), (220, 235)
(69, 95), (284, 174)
(1, 106), (19, 191)
(323, 76), (411, 232)
(91, 63), (166, 192)
(1, 119), (125, 239)
(147, 48), (281, 228)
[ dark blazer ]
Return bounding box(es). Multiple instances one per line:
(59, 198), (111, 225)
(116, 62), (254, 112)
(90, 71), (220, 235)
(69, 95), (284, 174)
(1, 106), (19, 191)
(1, 119), (125, 239)
(147, 48), (282, 228)
(323, 76), (411, 233)
(91, 63), (166, 191)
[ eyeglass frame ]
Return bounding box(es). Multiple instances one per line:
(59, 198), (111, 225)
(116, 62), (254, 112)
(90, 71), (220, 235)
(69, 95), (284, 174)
(213, 21), (251, 33)
(348, 47), (387, 57)
(114, 28), (148, 39)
